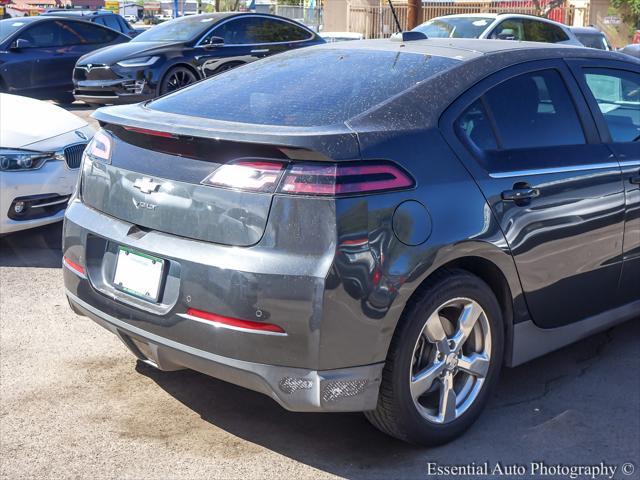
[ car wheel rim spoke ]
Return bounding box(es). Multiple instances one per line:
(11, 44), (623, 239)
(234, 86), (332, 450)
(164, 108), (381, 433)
(410, 360), (445, 400)
(439, 372), (457, 422)
(410, 297), (492, 424)
(451, 301), (483, 352)
(458, 352), (490, 378)
(423, 311), (450, 353)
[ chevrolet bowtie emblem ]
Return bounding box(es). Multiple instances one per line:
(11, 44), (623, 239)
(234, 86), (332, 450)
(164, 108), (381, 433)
(133, 177), (161, 194)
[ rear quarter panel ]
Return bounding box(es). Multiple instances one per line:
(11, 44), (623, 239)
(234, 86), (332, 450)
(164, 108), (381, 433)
(319, 127), (528, 369)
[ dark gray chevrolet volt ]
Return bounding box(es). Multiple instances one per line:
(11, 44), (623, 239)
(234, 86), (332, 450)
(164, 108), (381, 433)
(63, 37), (640, 445)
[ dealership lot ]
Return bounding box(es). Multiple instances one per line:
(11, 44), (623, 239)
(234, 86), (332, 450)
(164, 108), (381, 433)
(0, 103), (638, 479)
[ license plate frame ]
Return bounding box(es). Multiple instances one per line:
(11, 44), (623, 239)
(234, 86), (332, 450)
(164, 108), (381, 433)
(113, 246), (165, 303)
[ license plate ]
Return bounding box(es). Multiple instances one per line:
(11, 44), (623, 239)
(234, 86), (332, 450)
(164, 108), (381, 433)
(113, 246), (165, 302)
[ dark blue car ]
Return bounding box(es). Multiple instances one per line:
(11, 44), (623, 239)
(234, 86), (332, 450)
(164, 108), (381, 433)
(0, 16), (129, 103)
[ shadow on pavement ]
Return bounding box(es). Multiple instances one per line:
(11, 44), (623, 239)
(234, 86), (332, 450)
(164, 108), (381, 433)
(136, 321), (639, 479)
(0, 222), (63, 268)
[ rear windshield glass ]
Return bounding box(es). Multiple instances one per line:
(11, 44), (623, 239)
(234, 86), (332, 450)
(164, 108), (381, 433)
(148, 48), (458, 127)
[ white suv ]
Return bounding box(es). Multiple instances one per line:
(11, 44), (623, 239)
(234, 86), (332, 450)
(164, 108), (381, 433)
(413, 13), (581, 46)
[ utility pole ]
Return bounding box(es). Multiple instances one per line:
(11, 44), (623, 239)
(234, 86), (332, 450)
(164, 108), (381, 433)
(407, 0), (420, 30)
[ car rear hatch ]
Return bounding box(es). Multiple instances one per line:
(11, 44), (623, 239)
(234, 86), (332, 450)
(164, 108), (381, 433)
(82, 103), (361, 247)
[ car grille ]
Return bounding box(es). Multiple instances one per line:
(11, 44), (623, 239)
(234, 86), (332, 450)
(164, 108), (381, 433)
(64, 143), (87, 169)
(74, 65), (119, 81)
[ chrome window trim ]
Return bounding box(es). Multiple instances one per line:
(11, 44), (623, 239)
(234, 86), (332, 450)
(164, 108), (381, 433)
(489, 161), (620, 179)
(195, 14), (315, 47)
(620, 160), (640, 168)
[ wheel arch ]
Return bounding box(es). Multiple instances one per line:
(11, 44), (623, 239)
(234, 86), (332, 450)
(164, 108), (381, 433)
(157, 62), (201, 96)
(383, 246), (529, 369)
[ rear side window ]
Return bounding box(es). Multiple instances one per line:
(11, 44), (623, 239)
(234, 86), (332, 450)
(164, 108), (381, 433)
(209, 17), (311, 44)
(150, 49), (458, 127)
(456, 69), (585, 150)
(248, 18), (312, 42)
(456, 100), (498, 151)
(490, 19), (524, 40)
(583, 68), (640, 142)
(60, 21), (120, 45)
(20, 21), (65, 47)
(523, 20), (569, 43)
(575, 32), (609, 50)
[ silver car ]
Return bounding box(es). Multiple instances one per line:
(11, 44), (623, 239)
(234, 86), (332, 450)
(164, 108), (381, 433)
(413, 13), (582, 45)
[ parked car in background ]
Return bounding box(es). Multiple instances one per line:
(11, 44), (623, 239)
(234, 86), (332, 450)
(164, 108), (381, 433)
(622, 43), (640, 59)
(570, 26), (611, 50)
(42, 9), (142, 38)
(124, 14), (139, 24)
(73, 12), (325, 105)
(63, 37), (639, 445)
(413, 13), (581, 45)
(0, 16), (130, 103)
(321, 31), (364, 43)
(0, 94), (93, 234)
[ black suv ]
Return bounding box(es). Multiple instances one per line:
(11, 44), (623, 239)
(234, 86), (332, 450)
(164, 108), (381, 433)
(42, 9), (141, 38)
(73, 12), (324, 105)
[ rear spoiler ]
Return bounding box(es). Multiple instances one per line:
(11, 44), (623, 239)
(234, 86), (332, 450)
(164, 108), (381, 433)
(93, 102), (362, 162)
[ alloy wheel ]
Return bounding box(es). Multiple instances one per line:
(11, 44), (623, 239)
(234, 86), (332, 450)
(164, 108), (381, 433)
(409, 297), (492, 424)
(164, 69), (196, 93)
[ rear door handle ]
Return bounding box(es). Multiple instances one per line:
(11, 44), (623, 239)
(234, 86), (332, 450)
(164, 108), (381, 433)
(251, 49), (269, 54)
(501, 187), (540, 202)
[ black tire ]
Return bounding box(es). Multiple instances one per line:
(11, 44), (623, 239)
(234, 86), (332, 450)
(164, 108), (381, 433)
(159, 66), (197, 95)
(53, 93), (75, 105)
(365, 269), (504, 445)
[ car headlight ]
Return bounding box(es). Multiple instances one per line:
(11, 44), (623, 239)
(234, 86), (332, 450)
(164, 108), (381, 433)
(0, 149), (54, 171)
(116, 56), (160, 67)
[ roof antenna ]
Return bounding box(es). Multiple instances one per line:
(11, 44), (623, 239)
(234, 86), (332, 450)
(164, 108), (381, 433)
(387, 0), (403, 34)
(387, 0), (427, 41)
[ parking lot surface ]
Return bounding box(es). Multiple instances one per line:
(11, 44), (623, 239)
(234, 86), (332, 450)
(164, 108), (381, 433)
(0, 105), (638, 479)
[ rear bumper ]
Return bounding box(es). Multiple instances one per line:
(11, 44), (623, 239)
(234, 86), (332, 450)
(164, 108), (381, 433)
(67, 290), (383, 412)
(63, 198), (393, 411)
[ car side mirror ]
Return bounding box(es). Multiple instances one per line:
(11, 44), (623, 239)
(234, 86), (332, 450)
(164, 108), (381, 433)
(203, 36), (224, 49)
(10, 38), (31, 50)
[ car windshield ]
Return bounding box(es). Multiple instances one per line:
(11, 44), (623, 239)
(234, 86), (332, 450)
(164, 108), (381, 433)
(0, 18), (31, 43)
(132, 15), (217, 42)
(149, 48), (459, 127)
(413, 16), (494, 38)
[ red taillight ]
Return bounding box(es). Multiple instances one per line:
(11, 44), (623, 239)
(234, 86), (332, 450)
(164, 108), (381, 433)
(202, 160), (286, 193)
(86, 129), (112, 162)
(279, 162), (413, 196)
(123, 126), (175, 138)
(185, 308), (286, 335)
(201, 161), (413, 196)
(63, 256), (85, 276)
